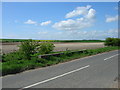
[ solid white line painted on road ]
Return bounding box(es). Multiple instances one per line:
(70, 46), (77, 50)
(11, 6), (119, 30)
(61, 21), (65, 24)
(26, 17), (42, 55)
(21, 65), (90, 89)
(104, 54), (119, 61)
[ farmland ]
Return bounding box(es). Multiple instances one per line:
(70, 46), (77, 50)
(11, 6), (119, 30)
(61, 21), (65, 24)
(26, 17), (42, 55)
(0, 39), (105, 54)
(1, 42), (105, 54)
(0, 39), (105, 43)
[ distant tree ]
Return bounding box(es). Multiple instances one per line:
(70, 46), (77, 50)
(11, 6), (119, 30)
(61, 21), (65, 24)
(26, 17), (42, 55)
(105, 38), (120, 46)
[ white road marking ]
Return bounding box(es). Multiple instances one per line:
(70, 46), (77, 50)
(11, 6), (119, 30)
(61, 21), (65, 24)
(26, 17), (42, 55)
(20, 65), (90, 89)
(104, 54), (119, 61)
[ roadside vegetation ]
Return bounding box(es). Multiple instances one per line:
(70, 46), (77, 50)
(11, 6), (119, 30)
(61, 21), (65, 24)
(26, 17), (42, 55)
(1, 38), (120, 76)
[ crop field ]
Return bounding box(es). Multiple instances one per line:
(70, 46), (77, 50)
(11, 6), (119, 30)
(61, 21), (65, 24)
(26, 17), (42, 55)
(0, 39), (104, 43)
(1, 42), (105, 54)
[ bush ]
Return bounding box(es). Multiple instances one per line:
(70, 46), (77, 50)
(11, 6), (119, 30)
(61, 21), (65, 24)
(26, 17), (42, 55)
(105, 38), (120, 46)
(2, 40), (55, 62)
(37, 42), (55, 54)
(2, 51), (24, 62)
(19, 39), (39, 60)
(19, 40), (55, 60)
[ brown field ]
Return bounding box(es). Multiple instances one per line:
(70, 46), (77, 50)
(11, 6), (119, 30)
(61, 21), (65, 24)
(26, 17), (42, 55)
(0, 42), (105, 54)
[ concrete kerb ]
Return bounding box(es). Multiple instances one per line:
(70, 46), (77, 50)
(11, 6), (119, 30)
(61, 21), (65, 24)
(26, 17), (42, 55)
(38, 49), (87, 59)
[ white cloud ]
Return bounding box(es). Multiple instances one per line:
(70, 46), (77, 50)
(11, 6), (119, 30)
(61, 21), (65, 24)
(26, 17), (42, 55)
(52, 18), (94, 31)
(86, 9), (96, 19)
(62, 29), (118, 40)
(65, 5), (92, 18)
(106, 15), (118, 23)
(40, 20), (51, 26)
(53, 5), (96, 31)
(24, 19), (37, 24)
(35, 28), (118, 40)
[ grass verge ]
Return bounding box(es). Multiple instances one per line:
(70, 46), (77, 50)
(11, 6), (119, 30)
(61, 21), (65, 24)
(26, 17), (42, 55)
(1, 46), (119, 76)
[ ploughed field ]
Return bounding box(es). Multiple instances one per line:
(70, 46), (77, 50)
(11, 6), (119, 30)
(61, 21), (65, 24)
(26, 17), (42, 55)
(1, 42), (105, 54)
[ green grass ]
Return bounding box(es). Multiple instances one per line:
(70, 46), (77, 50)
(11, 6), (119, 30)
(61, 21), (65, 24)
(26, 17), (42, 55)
(1, 46), (119, 76)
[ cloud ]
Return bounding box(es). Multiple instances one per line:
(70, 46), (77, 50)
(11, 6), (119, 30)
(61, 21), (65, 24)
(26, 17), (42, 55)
(40, 20), (51, 26)
(35, 28), (118, 40)
(61, 29), (118, 40)
(52, 5), (96, 31)
(24, 20), (51, 26)
(86, 9), (96, 19)
(65, 5), (92, 18)
(52, 18), (94, 31)
(24, 19), (37, 24)
(106, 15), (118, 23)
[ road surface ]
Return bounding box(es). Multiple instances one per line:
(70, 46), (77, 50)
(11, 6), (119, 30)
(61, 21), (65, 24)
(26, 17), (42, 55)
(2, 50), (119, 89)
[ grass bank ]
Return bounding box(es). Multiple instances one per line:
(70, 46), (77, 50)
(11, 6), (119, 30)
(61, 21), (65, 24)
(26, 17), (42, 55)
(1, 46), (119, 76)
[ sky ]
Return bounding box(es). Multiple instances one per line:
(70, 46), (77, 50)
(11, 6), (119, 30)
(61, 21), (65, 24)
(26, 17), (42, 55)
(2, 2), (118, 40)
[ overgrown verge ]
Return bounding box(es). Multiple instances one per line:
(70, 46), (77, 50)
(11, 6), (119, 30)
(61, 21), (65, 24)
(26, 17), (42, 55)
(1, 46), (119, 76)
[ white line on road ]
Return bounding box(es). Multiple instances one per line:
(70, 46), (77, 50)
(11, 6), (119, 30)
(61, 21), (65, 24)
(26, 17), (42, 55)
(20, 65), (90, 89)
(104, 54), (119, 61)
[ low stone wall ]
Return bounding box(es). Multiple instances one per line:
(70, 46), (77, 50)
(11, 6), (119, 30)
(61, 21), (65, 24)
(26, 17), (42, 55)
(38, 49), (87, 59)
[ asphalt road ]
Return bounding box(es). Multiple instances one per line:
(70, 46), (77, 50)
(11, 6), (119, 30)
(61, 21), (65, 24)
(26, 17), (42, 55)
(2, 50), (119, 89)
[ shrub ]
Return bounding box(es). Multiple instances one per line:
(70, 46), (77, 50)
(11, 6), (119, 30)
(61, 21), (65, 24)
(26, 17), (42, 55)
(19, 40), (55, 60)
(37, 42), (55, 54)
(105, 38), (120, 46)
(2, 41), (55, 62)
(2, 51), (24, 62)
(19, 39), (39, 60)
(114, 38), (120, 46)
